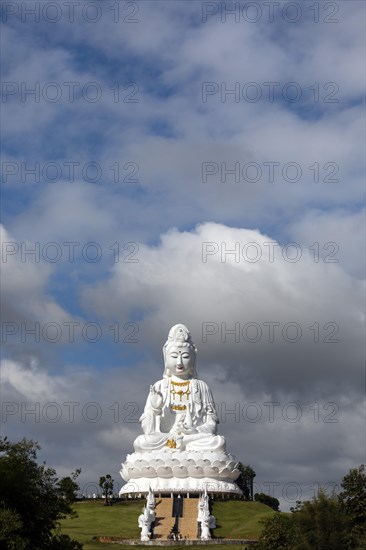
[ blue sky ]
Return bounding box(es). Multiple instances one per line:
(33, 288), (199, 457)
(1, 1), (365, 510)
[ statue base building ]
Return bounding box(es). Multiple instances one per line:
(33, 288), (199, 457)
(119, 324), (241, 498)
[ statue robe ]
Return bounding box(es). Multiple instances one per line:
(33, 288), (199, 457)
(134, 377), (225, 452)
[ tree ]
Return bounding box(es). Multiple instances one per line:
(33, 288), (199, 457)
(0, 507), (27, 550)
(292, 489), (349, 550)
(236, 463), (256, 500)
(339, 464), (366, 549)
(257, 466), (366, 550)
(0, 436), (82, 550)
(254, 492), (280, 511)
(99, 474), (114, 506)
(258, 489), (349, 550)
(58, 469), (81, 503)
(257, 513), (296, 550)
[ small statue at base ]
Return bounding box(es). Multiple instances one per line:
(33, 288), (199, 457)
(138, 488), (156, 541)
(198, 488), (216, 540)
(138, 507), (151, 541)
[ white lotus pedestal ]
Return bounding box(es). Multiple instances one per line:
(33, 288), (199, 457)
(119, 449), (241, 496)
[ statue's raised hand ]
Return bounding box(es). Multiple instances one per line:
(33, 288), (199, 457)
(149, 385), (163, 410)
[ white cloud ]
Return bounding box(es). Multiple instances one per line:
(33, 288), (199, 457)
(81, 222), (364, 397)
(0, 225), (72, 326)
(2, 0), (364, 239)
(285, 208), (365, 279)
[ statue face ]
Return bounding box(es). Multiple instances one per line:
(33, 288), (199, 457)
(165, 345), (194, 379)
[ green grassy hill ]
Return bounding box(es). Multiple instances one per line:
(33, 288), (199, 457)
(60, 499), (275, 549)
(60, 500), (141, 548)
(212, 500), (275, 539)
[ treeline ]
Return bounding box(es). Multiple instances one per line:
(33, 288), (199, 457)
(0, 437), (82, 550)
(258, 465), (366, 550)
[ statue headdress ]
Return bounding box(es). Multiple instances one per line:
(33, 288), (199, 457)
(163, 324), (197, 377)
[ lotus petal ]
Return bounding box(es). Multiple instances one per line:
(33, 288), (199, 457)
(157, 466), (173, 478)
(166, 459), (180, 467)
(187, 465), (204, 478)
(180, 459), (195, 467)
(204, 466), (219, 477)
(172, 465), (188, 478)
(140, 467), (156, 478)
(196, 459), (211, 467)
(212, 460), (226, 468)
(149, 459), (164, 468)
(135, 459), (149, 468)
(218, 467), (231, 478)
(228, 468), (240, 480)
(128, 467), (142, 478)
(120, 465), (130, 481)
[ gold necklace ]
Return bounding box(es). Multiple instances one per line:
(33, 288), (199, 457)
(171, 380), (190, 387)
(170, 380), (191, 402)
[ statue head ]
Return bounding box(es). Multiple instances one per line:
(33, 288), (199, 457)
(163, 324), (197, 379)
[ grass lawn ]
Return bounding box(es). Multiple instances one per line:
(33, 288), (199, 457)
(60, 500), (141, 549)
(212, 501), (275, 539)
(60, 499), (275, 549)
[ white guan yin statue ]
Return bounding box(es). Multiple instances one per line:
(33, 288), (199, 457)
(119, 324), (241, 495)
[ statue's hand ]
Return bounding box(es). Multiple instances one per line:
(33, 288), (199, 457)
(182, 423), (196, 434)
(197, 412), (217, 435)
(149, 385), (164, 410)
(196, 422), (215, 435)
